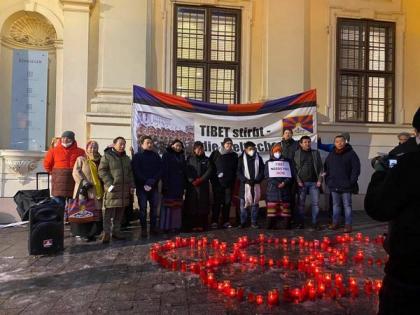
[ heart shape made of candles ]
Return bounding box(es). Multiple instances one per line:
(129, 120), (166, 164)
(150, 233), (385, 307)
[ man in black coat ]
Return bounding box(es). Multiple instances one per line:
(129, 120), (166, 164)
(132, 135), (162, 235)
(365, 107), (420, 315)
(324, 135), (360, 233)
(210, 137), (238, 229)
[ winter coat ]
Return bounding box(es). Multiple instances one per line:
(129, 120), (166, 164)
(132, 149), (162, 190)
(365, 149), (420, 284)
(237, 152), (265, 199)
(72, 156), (103, 209)
(44, 140), (85, 197)
(210, 148), (238, 188)
(161, 147), (186, 199)
(264, 156), (294, 202)
(185, 154), (213, 214)
(98, 149), (134, 209)
(388, 137), (419, 158)
(324, 144), (360, 193)
(294, 148), (323, 184)
(280, 138), (299, 160)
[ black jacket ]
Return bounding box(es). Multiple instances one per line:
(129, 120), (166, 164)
(294, 148), (323, 184)
(237, 152), (265, 199)
(210, 149), (238, 188)
(324, 144), (360, 192)
(161, 147), (186, 199)
(365, 149), (420, 284)
(280, 138), (299, 160)
(132, 149), (162, 189)
(388, 137), (419, 158)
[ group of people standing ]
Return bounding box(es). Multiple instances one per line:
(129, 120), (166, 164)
(44, 127), (362, 243)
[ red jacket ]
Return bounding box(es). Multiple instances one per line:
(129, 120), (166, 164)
(44, 140), (85, 172)
(44, 140), (85, 197)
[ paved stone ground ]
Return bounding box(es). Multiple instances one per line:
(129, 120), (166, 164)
(0, 212), (387, 315)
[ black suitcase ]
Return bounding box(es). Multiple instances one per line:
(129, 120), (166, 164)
(13, 172), (51, 221)
(28, 199), (64, 255)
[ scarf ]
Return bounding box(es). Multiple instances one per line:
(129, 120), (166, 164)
(243, 153), (261, 207)
(87, 158), (103, 199)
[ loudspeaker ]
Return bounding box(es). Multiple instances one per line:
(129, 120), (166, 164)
(29, 200), (64, 255)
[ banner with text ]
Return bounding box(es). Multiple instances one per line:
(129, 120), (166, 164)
(132, 86), (317, 159)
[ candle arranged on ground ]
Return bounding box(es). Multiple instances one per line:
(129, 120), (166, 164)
(149, 233), (385, 307)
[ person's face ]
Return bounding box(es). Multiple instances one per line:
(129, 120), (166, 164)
(334, 137), (346, 150)
(398, 135), (409, 144)
(87, 142), (98, 155)
(245, 146), (256, 156)
(300, 139), (311, 151)
(224, 141), (233, 151)
(194, 146), (204, 156)
(141, 139), (153, 150)
(114, 139), (126, 152)
(172, 142), (183, 153)
(283, 130), (293, 140)
(61, 136), (72, 145)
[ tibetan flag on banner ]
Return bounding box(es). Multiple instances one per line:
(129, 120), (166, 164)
(132, 85), (317, 158)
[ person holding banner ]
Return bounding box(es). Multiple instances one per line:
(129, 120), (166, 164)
(264, 143), (294, 229)
(237, 141), (265, 229)
(294, 136), (324, 230)
(160, 139), (186, 233)
(132, 135), (162, 236)
(210, 137), (238, 229)
(185, 141), (213, 232)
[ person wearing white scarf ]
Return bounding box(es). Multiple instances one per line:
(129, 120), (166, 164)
(237, 142), (265, 228)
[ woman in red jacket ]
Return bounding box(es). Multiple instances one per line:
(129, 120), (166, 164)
(44, 131), (85, 208)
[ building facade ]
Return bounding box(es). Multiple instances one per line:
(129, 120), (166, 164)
(0, 0), (419, 222)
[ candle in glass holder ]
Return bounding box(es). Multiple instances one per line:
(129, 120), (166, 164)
(335, 274), (343, 287)
(283, 285), (291, 303)
(364, 279), (373, 295)
(256, 294), (264, 305)
(259, 255), (265, 266)
(282, 256), (289, 268)
(308, 287), (316, 300)
(374, 280), (382, 294)
(354, 250), (364, 263)
(212, 238), (219, 248)
(180, 260), (187, 272)
(292, 288), (301, 303)
(237, 288), (244, 300)
(229, 288), (237, 298)
(268, 258), (274, 267)
(248, 292), (255, 303)
(317, 283), (326, 296)
(267, 289), (279, 305)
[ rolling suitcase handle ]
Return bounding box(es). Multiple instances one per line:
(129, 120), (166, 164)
(36, 172), (50, 191)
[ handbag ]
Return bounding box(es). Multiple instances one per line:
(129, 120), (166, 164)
(66, 183), (101, 223)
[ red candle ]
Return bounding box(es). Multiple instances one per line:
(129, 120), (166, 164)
(335, 274), (343, 287)
(237, 288), (244, 300)
(283, 286), (291, 303)
(308, 287), (317, 300)
(354, 250), (364, 263)
(248, 292), (255, 303)
(355, 232), (363, 241)
(317, 283), (326, 296)
(282, 256), (289, 268)
(267, 289), (279, 305)
(259, 255), (265, 266)
(364, 279), (373, 295)
(180, 260), (187, 272)
(292, 288), (301, 303)
(229, 288), (237, 298)
(207, 272), (215, 286)
(256, 294), (264, 305)
(282, 238), (288, 245)
(268, 258), (274, 267)
(374, 280), (382, 294)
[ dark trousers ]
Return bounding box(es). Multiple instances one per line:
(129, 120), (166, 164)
(211, 185), (233, 225)
(137, 188), (159, 229)
(378, 275), (420, 315)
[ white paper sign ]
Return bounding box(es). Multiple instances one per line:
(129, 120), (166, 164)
(268, 160), (292, 178)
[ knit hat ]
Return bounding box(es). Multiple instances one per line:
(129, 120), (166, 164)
(271, 143), (282, 153)
(61, 130), (75, 141)
(412, 107), (420, 130)
(222, 137), (233, 145)
(244, 141), (256, 149)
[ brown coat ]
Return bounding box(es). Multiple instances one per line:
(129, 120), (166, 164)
(72, 156), (103, 209)
(51, 168), (75, 197)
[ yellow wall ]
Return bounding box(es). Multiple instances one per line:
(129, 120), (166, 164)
(402, 0), (420, 123)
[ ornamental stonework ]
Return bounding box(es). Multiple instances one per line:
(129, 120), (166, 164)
(8, 15), (56, 47)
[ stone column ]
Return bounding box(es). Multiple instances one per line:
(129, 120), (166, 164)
(263, 0), (310, 98)
(59, 0), (93, 146)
